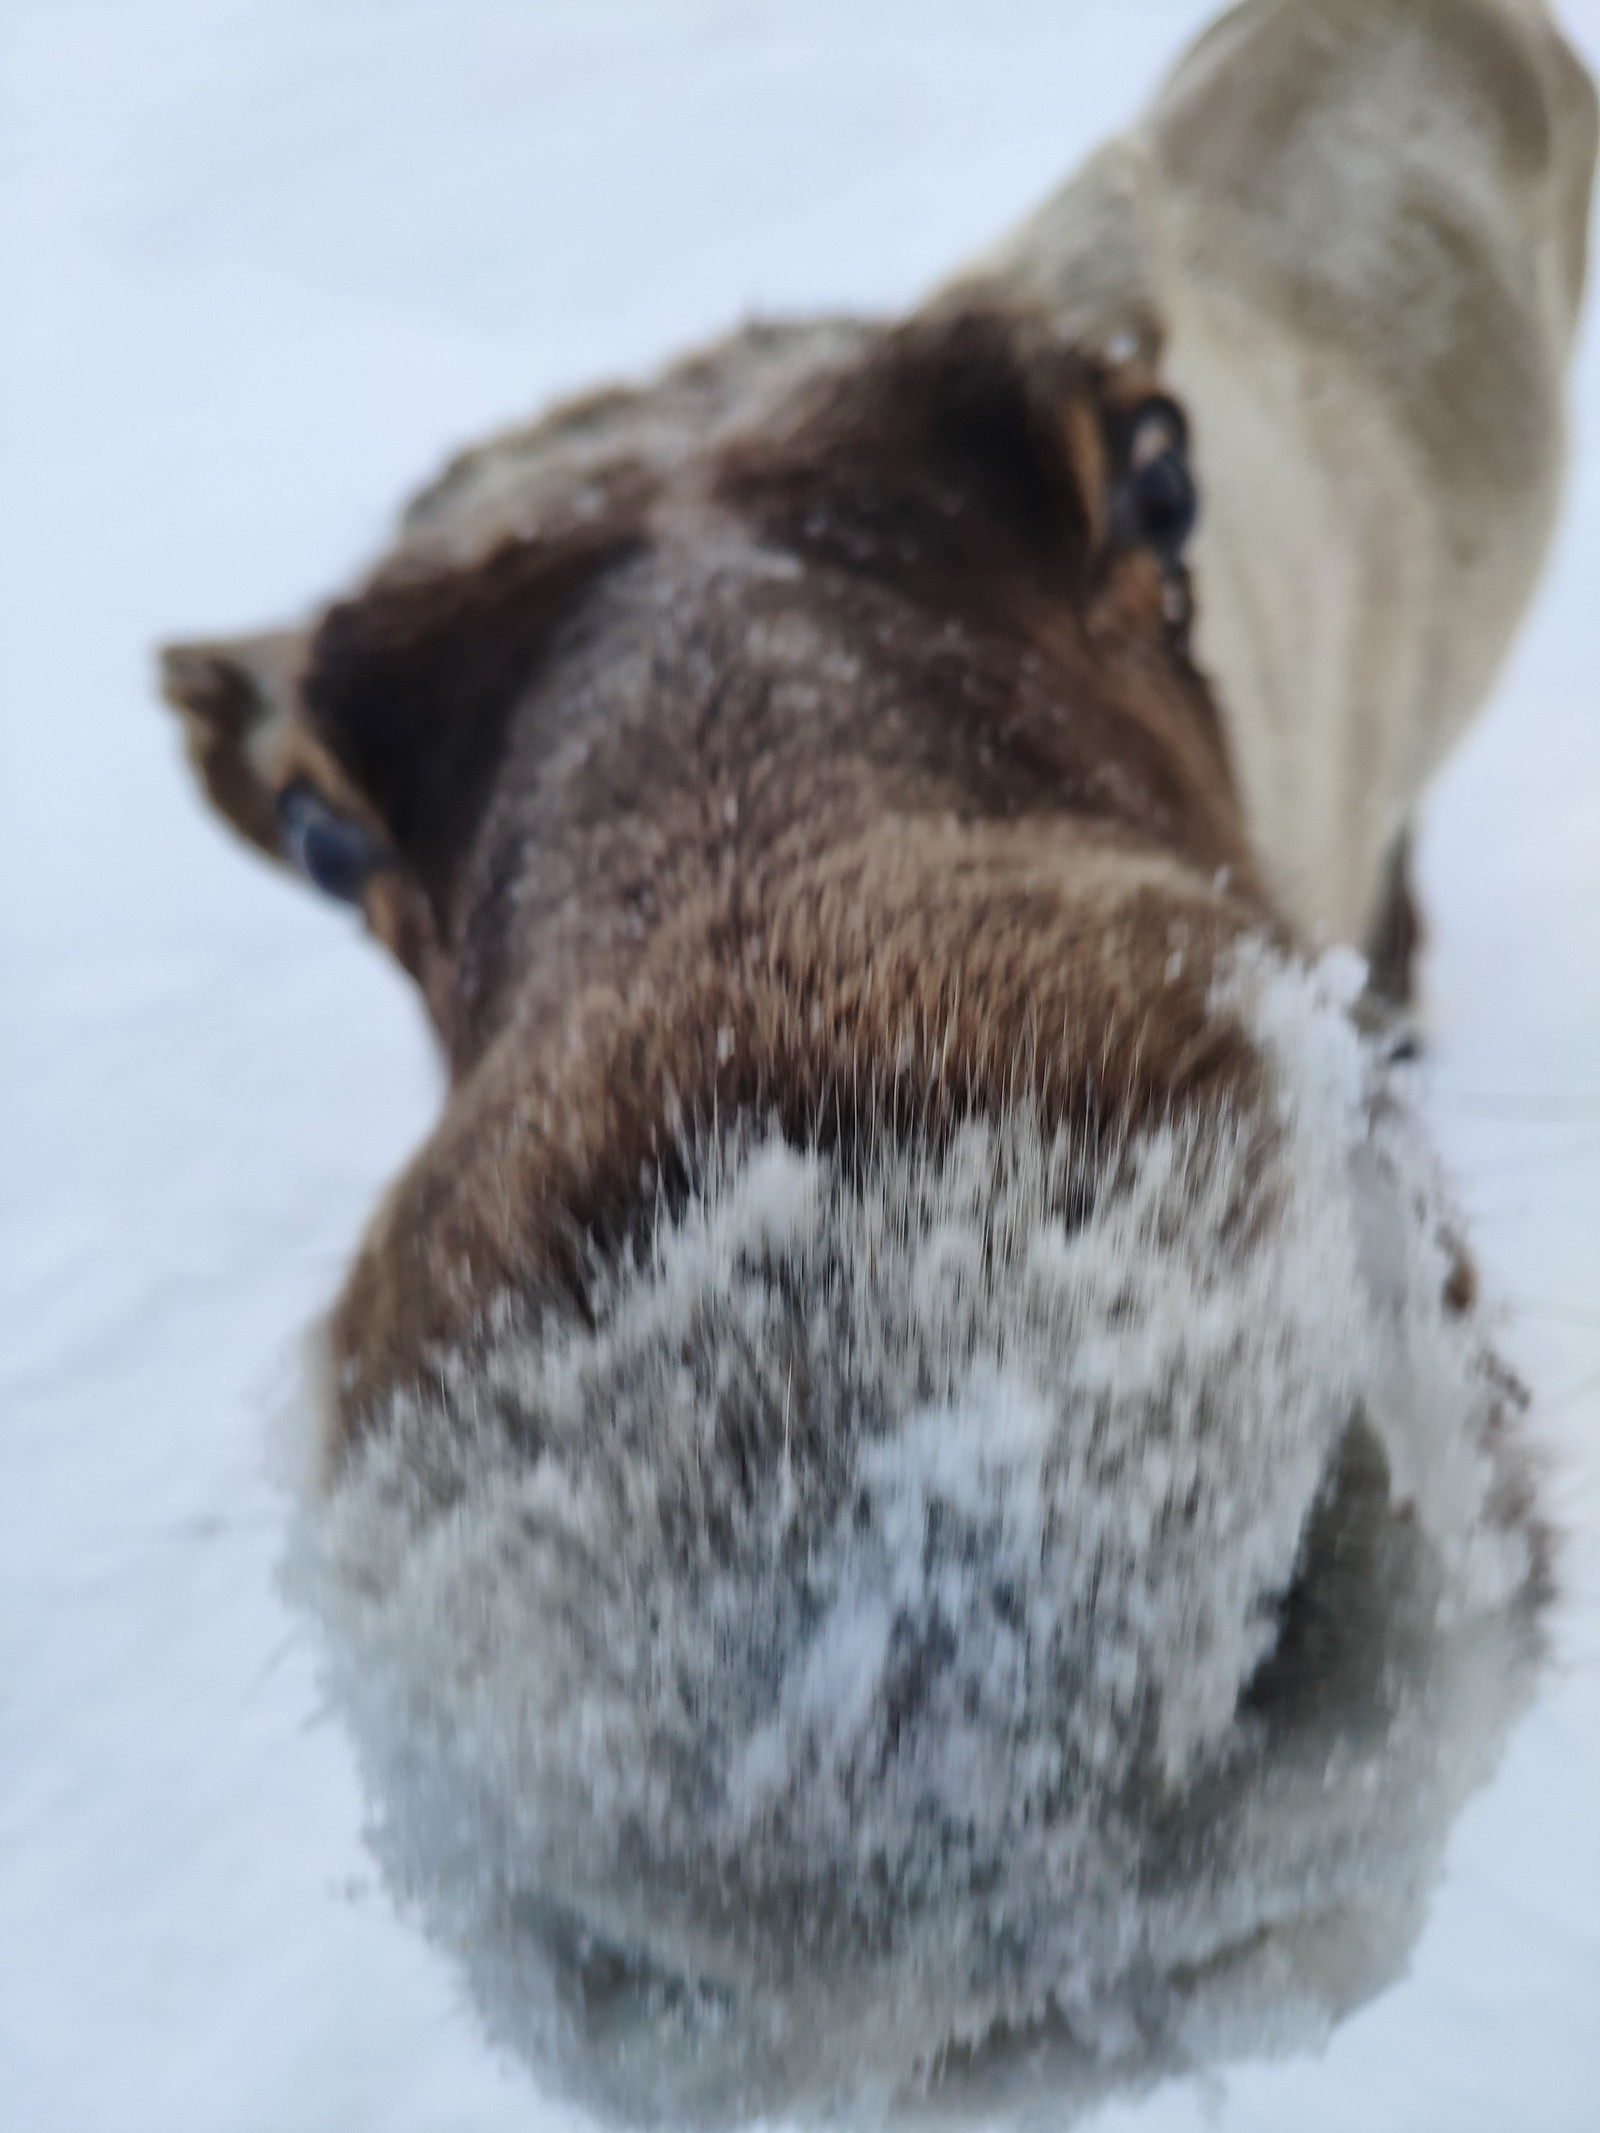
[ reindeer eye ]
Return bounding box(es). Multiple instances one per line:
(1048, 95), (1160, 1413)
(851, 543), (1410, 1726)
(276, 781), (384, 904)
(1129, 446), (1197, 562)
(1115, 397), (1197, 566)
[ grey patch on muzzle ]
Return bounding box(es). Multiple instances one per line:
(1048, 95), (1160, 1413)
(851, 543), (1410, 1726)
(289, 950), (1545, 2126)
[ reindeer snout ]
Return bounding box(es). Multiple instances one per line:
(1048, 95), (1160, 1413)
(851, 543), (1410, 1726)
(296, 949), (1542, 2126)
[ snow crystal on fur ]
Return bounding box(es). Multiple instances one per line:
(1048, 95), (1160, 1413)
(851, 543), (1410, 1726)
(290, 947), (1545, 2127)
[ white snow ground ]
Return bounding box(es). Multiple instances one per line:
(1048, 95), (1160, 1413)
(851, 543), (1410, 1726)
(0, 2), (1596, 2127)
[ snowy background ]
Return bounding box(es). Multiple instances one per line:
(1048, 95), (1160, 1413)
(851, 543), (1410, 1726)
(1, 2), (1596, 2127)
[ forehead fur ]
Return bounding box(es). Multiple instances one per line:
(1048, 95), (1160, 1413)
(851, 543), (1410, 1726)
(396, 317), (878, 567)
(713, 306), (1102, 601)
(294, 305), (1215, 959)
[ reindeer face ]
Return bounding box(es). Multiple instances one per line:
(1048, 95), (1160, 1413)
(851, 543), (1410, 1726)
(162, 309), (1269, 1410)
(164, 317), (1212, 1047)
(161, 306), (1547, 2123)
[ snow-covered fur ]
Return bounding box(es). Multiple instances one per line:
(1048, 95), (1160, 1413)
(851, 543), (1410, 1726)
(292, 947), (1544, 2127)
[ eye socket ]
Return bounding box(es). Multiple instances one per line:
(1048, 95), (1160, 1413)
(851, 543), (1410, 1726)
(1112, 397), (1197, 567)
(276, 780), (386, 904)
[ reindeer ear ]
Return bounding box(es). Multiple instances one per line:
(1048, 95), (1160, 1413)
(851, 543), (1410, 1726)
(159, 515), (641, 1034)
(159, 629), (311, 861)
(160, 625), (400, 899)
(161, 625), (448, 1005)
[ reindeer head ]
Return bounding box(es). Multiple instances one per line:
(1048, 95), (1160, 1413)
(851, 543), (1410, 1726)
(161, 301), (1546, 2123)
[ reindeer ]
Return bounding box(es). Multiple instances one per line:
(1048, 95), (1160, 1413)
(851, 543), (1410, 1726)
(160, 1), (1595, 2122)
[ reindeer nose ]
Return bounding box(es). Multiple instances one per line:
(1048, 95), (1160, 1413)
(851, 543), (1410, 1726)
(299, 948), (1542, 2126)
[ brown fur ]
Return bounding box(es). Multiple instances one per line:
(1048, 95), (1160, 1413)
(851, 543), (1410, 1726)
(166, 304), (1285, 1443)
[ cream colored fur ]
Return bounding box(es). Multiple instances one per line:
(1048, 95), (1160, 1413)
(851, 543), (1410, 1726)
(972, 0), (1596, 945)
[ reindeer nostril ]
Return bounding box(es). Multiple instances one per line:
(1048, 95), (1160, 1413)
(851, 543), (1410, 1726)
(507, 1891), (736, 2045)
(1239, 1417), (1406, 1733)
